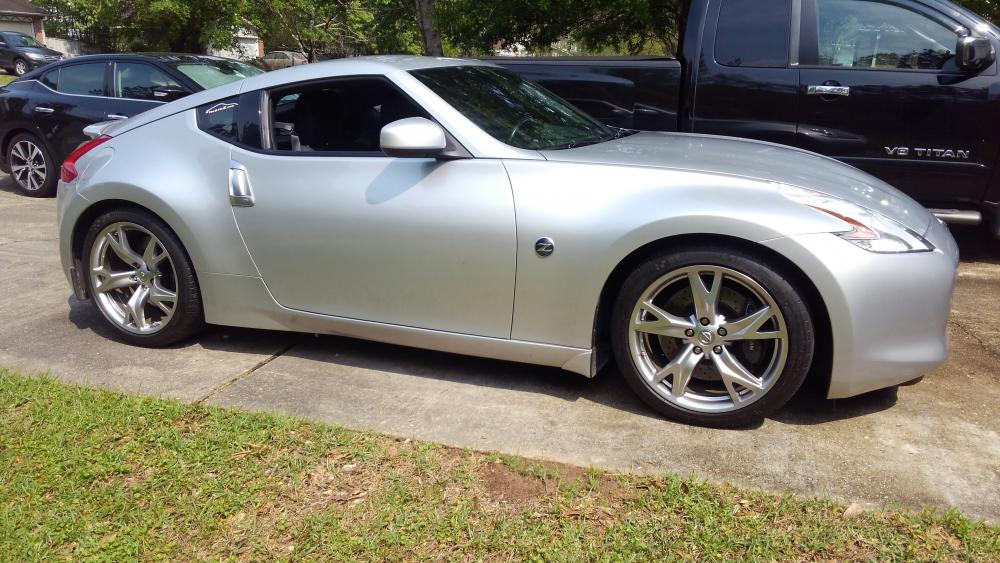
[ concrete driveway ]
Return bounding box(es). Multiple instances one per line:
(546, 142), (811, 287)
(1, 173), (998, 520)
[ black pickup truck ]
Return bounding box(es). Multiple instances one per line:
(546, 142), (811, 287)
(493, 0), (1000, 235)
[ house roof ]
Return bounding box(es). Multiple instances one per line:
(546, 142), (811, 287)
(0, 0), (45, 16)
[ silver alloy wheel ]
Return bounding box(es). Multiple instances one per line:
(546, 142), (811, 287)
(14, 59), (27, 75)
(89, 222), (179, 335)
(627, 265), (789, 413)
(9, 140), (46, 192)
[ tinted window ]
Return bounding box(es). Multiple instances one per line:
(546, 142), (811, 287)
(267, 78), (427, 153)
(814, 0), (957, 70)
(56, 63), (106, 96)
(4, 33), (42, 48)
(716, 0), (791, 67)
(411, 66), (613, 150)
(115, 62), (184, 100)
(40, 69), (57, 90)
(197, 96), (241, 143)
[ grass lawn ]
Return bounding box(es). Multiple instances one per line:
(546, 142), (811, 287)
(0, 74), (15, 86)
(1, 369), (997, 561)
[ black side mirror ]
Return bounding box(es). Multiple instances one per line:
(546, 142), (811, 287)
(957, 35), (995, 72)
(152, 86), (189, 102)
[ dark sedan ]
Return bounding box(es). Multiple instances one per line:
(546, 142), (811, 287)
(0, 53), (262, 196)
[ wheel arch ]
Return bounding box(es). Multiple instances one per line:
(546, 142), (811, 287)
(591, 233), (833, 392)
(70, 199), (201, 301)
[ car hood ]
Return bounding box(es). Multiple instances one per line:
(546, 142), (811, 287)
(539, 131), (933, 235)
(21, 46), (62, 57)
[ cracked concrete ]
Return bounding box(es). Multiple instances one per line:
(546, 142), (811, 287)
(1, 174), (998, 520)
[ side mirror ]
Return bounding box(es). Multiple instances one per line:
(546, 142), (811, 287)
(152, 86), (189, 102)
(380, 117), (447, 158)
(957, 35), (995, 72)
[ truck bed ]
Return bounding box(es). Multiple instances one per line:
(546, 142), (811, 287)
(486, 57), (682, 131)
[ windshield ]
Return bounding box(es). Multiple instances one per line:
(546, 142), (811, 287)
(166, 59), (263, 89)
(4, 33), (42, 48)
(410, 65), (614, 150)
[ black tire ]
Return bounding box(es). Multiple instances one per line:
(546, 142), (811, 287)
(611, 245), (815, 428)
(82, 208), (204, 346)
(6, 132), (57, 197)
(13, 58), (28, 76)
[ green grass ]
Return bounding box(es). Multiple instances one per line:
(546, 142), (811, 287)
(1, 368), (998, 561)
(0, 74), (15, 86)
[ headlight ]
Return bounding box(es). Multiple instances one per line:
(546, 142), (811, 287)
(778, 185), (933, 253)
(24, 52), (46, 60)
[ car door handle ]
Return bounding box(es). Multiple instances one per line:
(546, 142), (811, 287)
(34, 106), (55, 113)
(105, 114), (128, 120)
(229, 161), (254, 207)
(807, 85), (850, 97)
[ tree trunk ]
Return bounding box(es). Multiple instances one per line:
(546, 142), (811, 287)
(415, 0), (444, 56)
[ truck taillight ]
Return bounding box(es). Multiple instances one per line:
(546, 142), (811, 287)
(60, 135), (111, 183)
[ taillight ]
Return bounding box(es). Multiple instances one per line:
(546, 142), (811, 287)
(60, 135), (111, 183)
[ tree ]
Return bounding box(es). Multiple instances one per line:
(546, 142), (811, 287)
(414, 0), (443, 55)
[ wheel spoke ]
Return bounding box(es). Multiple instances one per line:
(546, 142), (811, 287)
(722, 306), (785, 341)
(29, 144), (41, 162)
(633, 300), (695, 339)
(712, 347), (765, 404)
(11, 142), (27, 161)
(148, 280), (176, 314)
(689, 269), (722, 322)
(142, 237), (168, 269)
(26, 172), (37, 190)
(649, 344), (703, 397)
(106, 227), (144, 267)
(93, 267), (137, 293)
(125, 285), (150, 330)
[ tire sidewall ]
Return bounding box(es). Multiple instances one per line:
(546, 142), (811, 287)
(611, 245), (815, 428)
(7, 133), (57, 197)
(82, 208), (204, 347)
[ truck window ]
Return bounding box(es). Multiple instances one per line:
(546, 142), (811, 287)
(716, 0), (791, 68)
(813, 0), (958, 70)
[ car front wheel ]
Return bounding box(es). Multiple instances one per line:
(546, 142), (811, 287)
(611, 245), (815, 427)
(82, 209), (204, 346)
(7, 133), (56, 197)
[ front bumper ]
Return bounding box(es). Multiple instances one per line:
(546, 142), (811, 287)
(764, 218), (959, 399)
(24, 55), (61, 70)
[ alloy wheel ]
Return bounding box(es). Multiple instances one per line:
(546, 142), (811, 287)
(14, 59), (27, 75)
(89, 222), (179, 334)
(627, 265), (789, 413)
(9, 140), (47, 192)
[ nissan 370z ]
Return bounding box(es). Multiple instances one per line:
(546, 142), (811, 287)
(56, 56), (959, 427)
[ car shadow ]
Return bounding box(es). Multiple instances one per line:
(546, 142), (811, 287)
(0, 174), (20, 194)
(952, 224), (1000, 265)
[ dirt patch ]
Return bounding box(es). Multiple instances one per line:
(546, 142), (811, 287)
(479, 462), (547, 505)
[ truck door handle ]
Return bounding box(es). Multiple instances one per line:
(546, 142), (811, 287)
(105, 114), (128, 120)
(807, 85), (850, 97)
(33, 106), (55, 113)
(228, 161), (254, 207)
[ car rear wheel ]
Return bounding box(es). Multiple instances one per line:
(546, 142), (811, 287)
(7, 133), (56, 197)
(611, 245), (815, 427)
(82, 209), (204, 346)
(13, 58), (27, 76)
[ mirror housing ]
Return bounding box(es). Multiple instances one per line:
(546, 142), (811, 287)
(957, 35), (995, 72)
(152, 86), (189, 102)
(380, 117), (447, 158)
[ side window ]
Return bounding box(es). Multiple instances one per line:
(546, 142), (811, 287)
(716, 0), (791, 67)
(197, 96), (240, 143)
(56, 63), (106, 96)
(40, 69), (58, 90)
(267, 77), (428, 153)
(114, 62), (184, 101)
(814, 0), (958, 70)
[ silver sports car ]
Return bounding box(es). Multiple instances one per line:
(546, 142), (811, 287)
(57, 56), (958, 427)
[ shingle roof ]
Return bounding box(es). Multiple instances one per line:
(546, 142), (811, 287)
(0, 0), (45, 16)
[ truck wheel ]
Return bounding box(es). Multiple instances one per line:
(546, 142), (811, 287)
(7, 133), (56, 197)
(611, 245), (815, 427)
(82, 208), (205, 347)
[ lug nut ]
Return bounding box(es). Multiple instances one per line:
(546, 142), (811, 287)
(718, 327), (727, 337)
(685, 328), (695, 337)
(693, 347), (703, 355)
(700, 317), (710, 326)
(713, 345), (723, 354)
